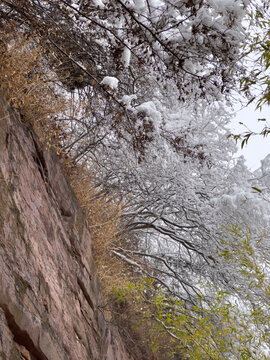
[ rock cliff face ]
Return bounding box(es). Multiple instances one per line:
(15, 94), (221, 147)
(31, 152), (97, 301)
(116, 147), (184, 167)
(0, 94), (134, 360)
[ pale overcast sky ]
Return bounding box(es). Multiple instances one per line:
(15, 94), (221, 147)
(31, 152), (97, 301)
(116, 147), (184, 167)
(231, 103), (270, 171)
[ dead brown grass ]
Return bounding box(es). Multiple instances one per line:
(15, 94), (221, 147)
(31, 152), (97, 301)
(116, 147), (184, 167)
(68, 165), (135, 301)
(0, 27), (67, 151)
(68, 166), (161, 359)
(0, 23), (134, 304)
(68, 165), (174, 359)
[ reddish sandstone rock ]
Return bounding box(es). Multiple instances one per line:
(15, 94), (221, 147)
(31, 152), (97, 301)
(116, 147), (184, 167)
(0, 94), (134, 360)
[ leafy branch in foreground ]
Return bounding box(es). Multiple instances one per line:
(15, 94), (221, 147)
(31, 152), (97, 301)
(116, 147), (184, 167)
(112, 226), (270, 360)
(228, 117), (270, 149)
(236, 2), (270, 140)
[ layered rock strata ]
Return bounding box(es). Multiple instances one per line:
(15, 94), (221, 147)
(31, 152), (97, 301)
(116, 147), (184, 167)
(0, 94), (133, 360)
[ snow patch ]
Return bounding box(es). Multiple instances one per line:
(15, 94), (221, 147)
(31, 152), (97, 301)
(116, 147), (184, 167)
(209, 0), (245, 19)
(121, 94), (137, 108)
(134, 0), (146, 12)
(122, 46), (131, 68)
(92, 0), (105, 9)
(101, 76), (119, 90)
(136, 101), (162, 124)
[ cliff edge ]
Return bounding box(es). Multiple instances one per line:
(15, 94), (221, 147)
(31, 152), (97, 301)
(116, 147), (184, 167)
(0, 94), (134, 360)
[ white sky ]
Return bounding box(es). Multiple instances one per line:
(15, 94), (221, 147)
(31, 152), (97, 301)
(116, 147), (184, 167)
(231, 103), (270, 171)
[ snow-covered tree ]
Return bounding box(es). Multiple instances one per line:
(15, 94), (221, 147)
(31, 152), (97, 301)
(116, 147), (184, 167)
(0, 0), (251, 158)
(3, 1), (270, 358)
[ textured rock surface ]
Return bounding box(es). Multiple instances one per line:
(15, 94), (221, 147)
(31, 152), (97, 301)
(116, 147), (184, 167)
(0, 94), (134, 360)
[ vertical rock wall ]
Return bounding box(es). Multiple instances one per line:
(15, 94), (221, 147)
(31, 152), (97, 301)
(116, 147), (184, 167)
(0, 94), (134, 360)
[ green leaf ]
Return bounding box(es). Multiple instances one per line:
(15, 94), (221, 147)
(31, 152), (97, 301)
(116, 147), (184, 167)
(251, 186), (262, 193)
(241, 139), (247, 149)
(247, 96), (255, 105)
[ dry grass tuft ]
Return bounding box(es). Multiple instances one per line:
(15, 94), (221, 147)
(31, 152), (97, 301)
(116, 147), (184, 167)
(0, 24), (134, 303)
(68, 166), (162, 359)
(0, 27), (67, 151)
(68, 165), (135, 302)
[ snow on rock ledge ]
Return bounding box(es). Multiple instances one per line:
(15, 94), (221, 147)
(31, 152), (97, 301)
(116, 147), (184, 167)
(0, 93), (134, 360)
